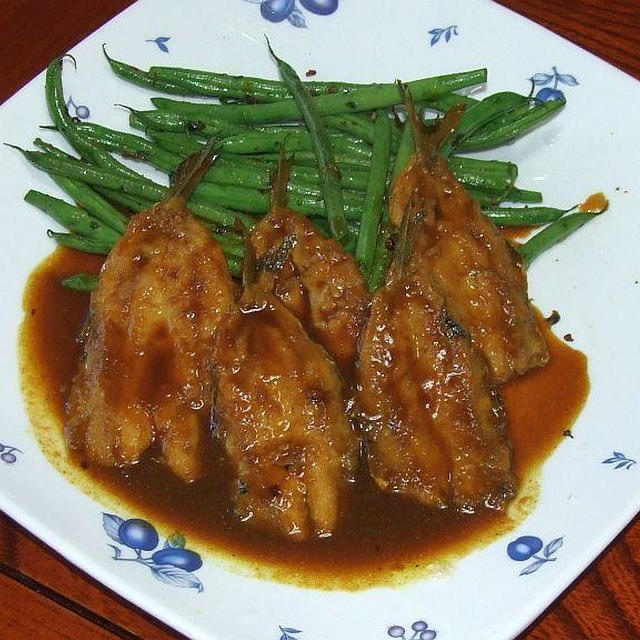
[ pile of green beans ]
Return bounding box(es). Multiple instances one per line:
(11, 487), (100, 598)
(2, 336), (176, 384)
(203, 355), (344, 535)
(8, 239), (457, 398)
(17, 48), (598, 292)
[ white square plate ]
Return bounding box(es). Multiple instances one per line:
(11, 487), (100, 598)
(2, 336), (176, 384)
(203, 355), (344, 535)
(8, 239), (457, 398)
(1, 1), (639, 638)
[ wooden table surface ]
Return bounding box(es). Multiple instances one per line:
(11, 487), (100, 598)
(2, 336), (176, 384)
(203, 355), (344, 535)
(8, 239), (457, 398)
(1, 1), (639, 638)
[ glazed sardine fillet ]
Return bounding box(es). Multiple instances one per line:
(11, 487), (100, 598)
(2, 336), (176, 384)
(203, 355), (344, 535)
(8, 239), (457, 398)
(357, 210), (515, 511)
(213, 287), (359, 539)
(250, 206), (370, 376)
(66, 147), (234, 482)
(389, 120), (548, 384)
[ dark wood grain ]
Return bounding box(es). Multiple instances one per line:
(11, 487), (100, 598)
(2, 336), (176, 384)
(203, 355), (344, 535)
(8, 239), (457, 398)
(1, 1), (639, 638)
(0, 0), (136, 106)
(0, 513), (184, 640)
(0, 568), (118, 640)
(493, 0), (640, 80)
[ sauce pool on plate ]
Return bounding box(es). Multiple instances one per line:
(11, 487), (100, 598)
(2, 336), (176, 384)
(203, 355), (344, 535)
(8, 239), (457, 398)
(19, 247), (589, 588)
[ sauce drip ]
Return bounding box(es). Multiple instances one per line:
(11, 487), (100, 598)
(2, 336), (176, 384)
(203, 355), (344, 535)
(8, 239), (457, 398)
(19, 248), (589, 588)
(579, 191), (608, 212)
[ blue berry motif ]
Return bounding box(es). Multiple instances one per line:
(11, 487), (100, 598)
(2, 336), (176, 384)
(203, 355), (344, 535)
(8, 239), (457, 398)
(65, 96), (90, 120)
(299, 0), (339, 15)
(388, 620), (437, 639)
(102, 513), (203, 592)
(244, 0), (338, 28)
(507, 535), (564, 575)
(146, 36), (171, 53)
(529, 66), (579, 102)
(278, 626), (302, 640)
(0, 442), (22, 465)
(602, 451), (636, 470)
(261, 0), (295, 22)
(428, 25), (459, 46)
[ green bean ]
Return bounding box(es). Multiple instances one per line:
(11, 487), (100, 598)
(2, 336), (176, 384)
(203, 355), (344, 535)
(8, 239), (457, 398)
(78, 125), (271, 200)
(214, 152), (370, 190)
(379, 118), (519, 195)
(128, 109), (244, 138)
(96, 187), (152, 213)
(48, 231), (113, 255)
(33, 139), (130, 234)
(483, 205), (569, 226)
(518, 211), (601, 268)
(32, 138), (75, 160)
(62, 273), (99, 291)
(149, 64), (382, 101)
(150, 67), (292, 101)
(356, 111), (392, 274)
(24, 190), (121, 244)
(123, 124), (524, 211)
(449, 157), (518, 194)
(194, 201), (257, 228)
(51, 175), (131, 233)
(225, 256), (242, 278)
(210, 233), (245, 259)
(468, 185), (543, 207)
(268, 42), (348, 241)
(194, 178), (363, 219)
(213, 154), (369, 193)
(441, 92), (530, 155)
(150, 68), (487, 124)
(259, 149), (371, 169)
(23, 148), (166, 198)
(103, 46), (196, 95)
(323, 114), (376, 144)
(23, 146), (362, 221)
(217, 128), (371, 158)
(423, 92), (479, 111)
(18, 147), (253, 228)
(142, 114), (373, 158)
(367, 221), (394, 291)
(129, 110), (198, 133)
(466, 189), (503, 207)
(48, 198), (245, 270)
(80, 126), (282, 204)
(145, 130), (205, 155)
(45, 58), (145, 183)
(290, 162), (368, 191)
(390, 121), (414, 185)
(504, 187), (543, 204)
(76, 122), (182, 172)
(124, 136), (368, 196)
(256, 146), (518, 196)
(457, 97), (565, 151)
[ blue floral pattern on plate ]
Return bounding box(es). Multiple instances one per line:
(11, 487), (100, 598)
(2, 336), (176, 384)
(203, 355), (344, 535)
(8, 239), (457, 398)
(0, 442), (21, 465)
(244, 0), (338, 28)
(428, 25), (459, 46)
(603, 451), (636, 470)
(102, 513), (204, 592)
(278, 626), (302, 640)
(530, 66), (579, 101)
(507, 535), (563, 575)
(146, 36), (171, 53)
(65, 96), (90, 120)
(388, 620), (437, 639)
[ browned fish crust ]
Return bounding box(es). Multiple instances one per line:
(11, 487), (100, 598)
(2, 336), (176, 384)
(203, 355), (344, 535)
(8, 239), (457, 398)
(389, 151), (549, 385)
(357, 212), (515, 512)
(250, 207), (370, 376)
(213, 287), (359, 540)
(66, 203), (234, 482)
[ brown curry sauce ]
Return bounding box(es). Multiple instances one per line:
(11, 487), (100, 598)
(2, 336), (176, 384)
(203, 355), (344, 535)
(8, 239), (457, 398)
(19, 247), (589, 589)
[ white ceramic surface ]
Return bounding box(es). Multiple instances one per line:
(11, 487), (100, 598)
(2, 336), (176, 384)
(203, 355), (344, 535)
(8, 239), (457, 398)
(1, 1), (639, 638)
